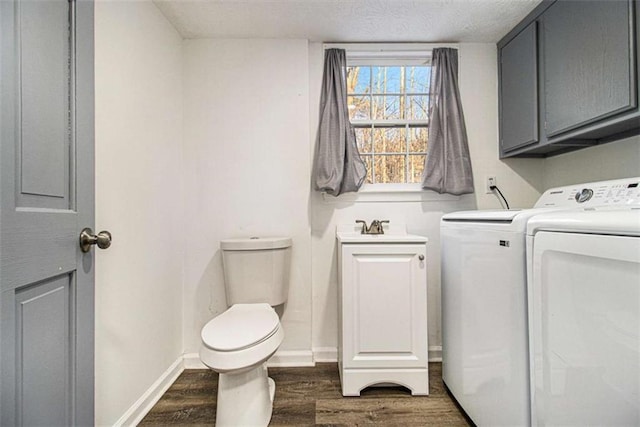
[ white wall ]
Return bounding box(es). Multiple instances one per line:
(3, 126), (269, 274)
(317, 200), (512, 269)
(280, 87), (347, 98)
(94, 2), (184, 425)
(180, 41), (542, 363)
(543, 135), (640, 188)
(180, 41), (547, 363)
(309, 43), (544, 357)
(182, 39), (312, 360)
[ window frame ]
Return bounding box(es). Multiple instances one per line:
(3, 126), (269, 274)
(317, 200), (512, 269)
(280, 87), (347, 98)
(324, 43), (440, 192)
(324, 43), (457, 193)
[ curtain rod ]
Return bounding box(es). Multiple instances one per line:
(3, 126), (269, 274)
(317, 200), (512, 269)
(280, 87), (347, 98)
(323, 42), (458, 51)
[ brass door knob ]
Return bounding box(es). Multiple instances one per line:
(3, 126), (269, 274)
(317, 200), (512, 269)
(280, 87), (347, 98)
(79, 228), (112, 253)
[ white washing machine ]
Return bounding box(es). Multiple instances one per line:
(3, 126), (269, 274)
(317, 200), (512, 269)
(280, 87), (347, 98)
(440, 177), (640, 427)
(526, 190), (640, 426)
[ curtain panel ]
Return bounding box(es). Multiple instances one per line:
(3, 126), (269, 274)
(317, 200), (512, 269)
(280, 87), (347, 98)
(421, 48), (474, 195)
(312, 49), (367, 196)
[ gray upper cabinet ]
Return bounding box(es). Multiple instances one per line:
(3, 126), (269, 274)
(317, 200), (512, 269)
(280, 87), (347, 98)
(498, 0), (639, 158)
(544, 1), (635, 137)
(500, 22), (538, 153)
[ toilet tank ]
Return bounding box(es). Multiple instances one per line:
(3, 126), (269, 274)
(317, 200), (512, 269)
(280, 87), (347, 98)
(220, 237), (292, 306)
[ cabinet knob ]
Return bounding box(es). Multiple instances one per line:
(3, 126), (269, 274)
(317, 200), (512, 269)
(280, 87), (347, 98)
(418, 254), (425, 261)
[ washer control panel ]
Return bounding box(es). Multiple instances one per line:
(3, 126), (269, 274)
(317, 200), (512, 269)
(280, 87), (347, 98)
(535, 178), (640, 208)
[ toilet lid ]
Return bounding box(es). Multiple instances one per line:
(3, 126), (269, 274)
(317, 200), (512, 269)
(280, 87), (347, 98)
(201, 303), (280, 352)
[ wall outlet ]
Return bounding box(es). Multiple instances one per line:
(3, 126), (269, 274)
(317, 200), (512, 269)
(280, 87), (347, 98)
(486, 176), (496, 194)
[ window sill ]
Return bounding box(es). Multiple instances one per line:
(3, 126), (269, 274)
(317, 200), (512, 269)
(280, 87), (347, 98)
(321, 184), (460, 203)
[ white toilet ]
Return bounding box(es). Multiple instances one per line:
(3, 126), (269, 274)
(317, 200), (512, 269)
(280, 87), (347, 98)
(199, 236), (292, 427)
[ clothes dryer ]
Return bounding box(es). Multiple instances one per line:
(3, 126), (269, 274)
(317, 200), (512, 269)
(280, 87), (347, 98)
(526, 192), (640, 426)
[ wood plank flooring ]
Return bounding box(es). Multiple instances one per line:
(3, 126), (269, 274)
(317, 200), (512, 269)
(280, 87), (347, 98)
(140, 362), (472, 426)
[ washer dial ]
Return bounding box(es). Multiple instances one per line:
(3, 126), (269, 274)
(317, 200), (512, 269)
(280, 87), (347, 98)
(574, 188), (594, 203)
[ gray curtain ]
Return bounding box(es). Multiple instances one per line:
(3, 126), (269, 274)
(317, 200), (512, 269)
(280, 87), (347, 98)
(312, 49), (367, 196)
(421, 48), (474, 195)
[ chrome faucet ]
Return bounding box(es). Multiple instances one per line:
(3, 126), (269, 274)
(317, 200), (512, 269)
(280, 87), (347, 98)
(355, 219), (390, 235)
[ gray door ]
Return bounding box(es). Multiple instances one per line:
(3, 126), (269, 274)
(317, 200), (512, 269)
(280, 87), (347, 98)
(1, 0), (96, 425)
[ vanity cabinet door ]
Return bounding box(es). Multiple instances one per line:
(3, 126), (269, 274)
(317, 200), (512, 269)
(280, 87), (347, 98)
(341, 244), (428, 369)
(499, 21), (539, 154)
(543, 0), (636, 137)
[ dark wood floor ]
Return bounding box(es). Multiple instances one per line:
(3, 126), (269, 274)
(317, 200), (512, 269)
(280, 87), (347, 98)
(140, 362), (472, 426)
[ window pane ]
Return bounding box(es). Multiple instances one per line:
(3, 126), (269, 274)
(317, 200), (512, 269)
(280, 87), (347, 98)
(375, 155), (406, 183)
(406, 95), (429, 120)
(372, 66), (402, 94)
(346, 61), (431, 186)
(408, 155), (426, 183)
(347, 66), (371, 94)
(355, 128), (372, 153)
(348, 95), (370, 120)
(372, 95), (401, 120)
(373, 127), (406, 153)
(409, 127), (428, 152)
(405, 66), (430, 93)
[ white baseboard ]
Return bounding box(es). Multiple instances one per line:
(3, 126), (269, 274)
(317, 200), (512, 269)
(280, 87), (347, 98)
(184, 346), (441, 370)
(429, 345), (443, 362)
(183, 349), (315, 369)
(312, 346), (338, 362)
(311, 346), (443, 363)
(113, 356), (184, 427)
(267, 350), (314, 367)
(183, 352), (207, 369)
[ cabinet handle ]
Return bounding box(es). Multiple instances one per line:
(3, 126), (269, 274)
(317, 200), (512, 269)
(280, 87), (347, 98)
(418, 254), (425, 261)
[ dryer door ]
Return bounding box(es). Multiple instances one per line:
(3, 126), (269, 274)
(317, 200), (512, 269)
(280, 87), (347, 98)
(529, 231), (640, 426)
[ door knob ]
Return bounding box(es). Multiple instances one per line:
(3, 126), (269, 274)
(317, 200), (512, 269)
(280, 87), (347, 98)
(79, 228), (112, 253)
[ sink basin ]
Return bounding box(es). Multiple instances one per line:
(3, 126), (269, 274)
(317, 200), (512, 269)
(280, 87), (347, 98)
(336, 223), (428, 244)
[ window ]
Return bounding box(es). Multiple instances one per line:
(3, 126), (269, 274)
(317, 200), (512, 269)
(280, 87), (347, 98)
(347, 61), (431, 185)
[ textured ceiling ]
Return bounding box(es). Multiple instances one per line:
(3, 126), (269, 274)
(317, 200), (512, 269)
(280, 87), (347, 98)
(154, 0), (542, 42)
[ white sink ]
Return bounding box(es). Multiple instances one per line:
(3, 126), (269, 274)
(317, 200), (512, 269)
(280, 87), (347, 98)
(336, 223), (428, 244)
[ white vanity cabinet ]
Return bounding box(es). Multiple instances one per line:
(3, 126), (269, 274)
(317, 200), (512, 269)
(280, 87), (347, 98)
(337, 228), (429, 396)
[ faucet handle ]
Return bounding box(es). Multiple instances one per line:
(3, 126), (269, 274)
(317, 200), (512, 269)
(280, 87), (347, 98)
(355, 220), (367, 234)
(376, 220), (389, 234)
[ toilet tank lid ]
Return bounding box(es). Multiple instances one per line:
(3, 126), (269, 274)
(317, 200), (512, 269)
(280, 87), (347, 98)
(220, 236), (292, 250)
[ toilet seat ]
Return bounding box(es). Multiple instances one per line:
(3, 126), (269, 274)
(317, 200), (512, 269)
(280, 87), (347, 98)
(200, 303), (284, 373)
(202, 303), (279, 351)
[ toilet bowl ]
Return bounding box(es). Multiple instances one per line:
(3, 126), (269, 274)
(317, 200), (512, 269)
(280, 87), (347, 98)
(198, 236), (292, 426)
(200, 304), (284, 426)
(200, 304), (284, 373)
